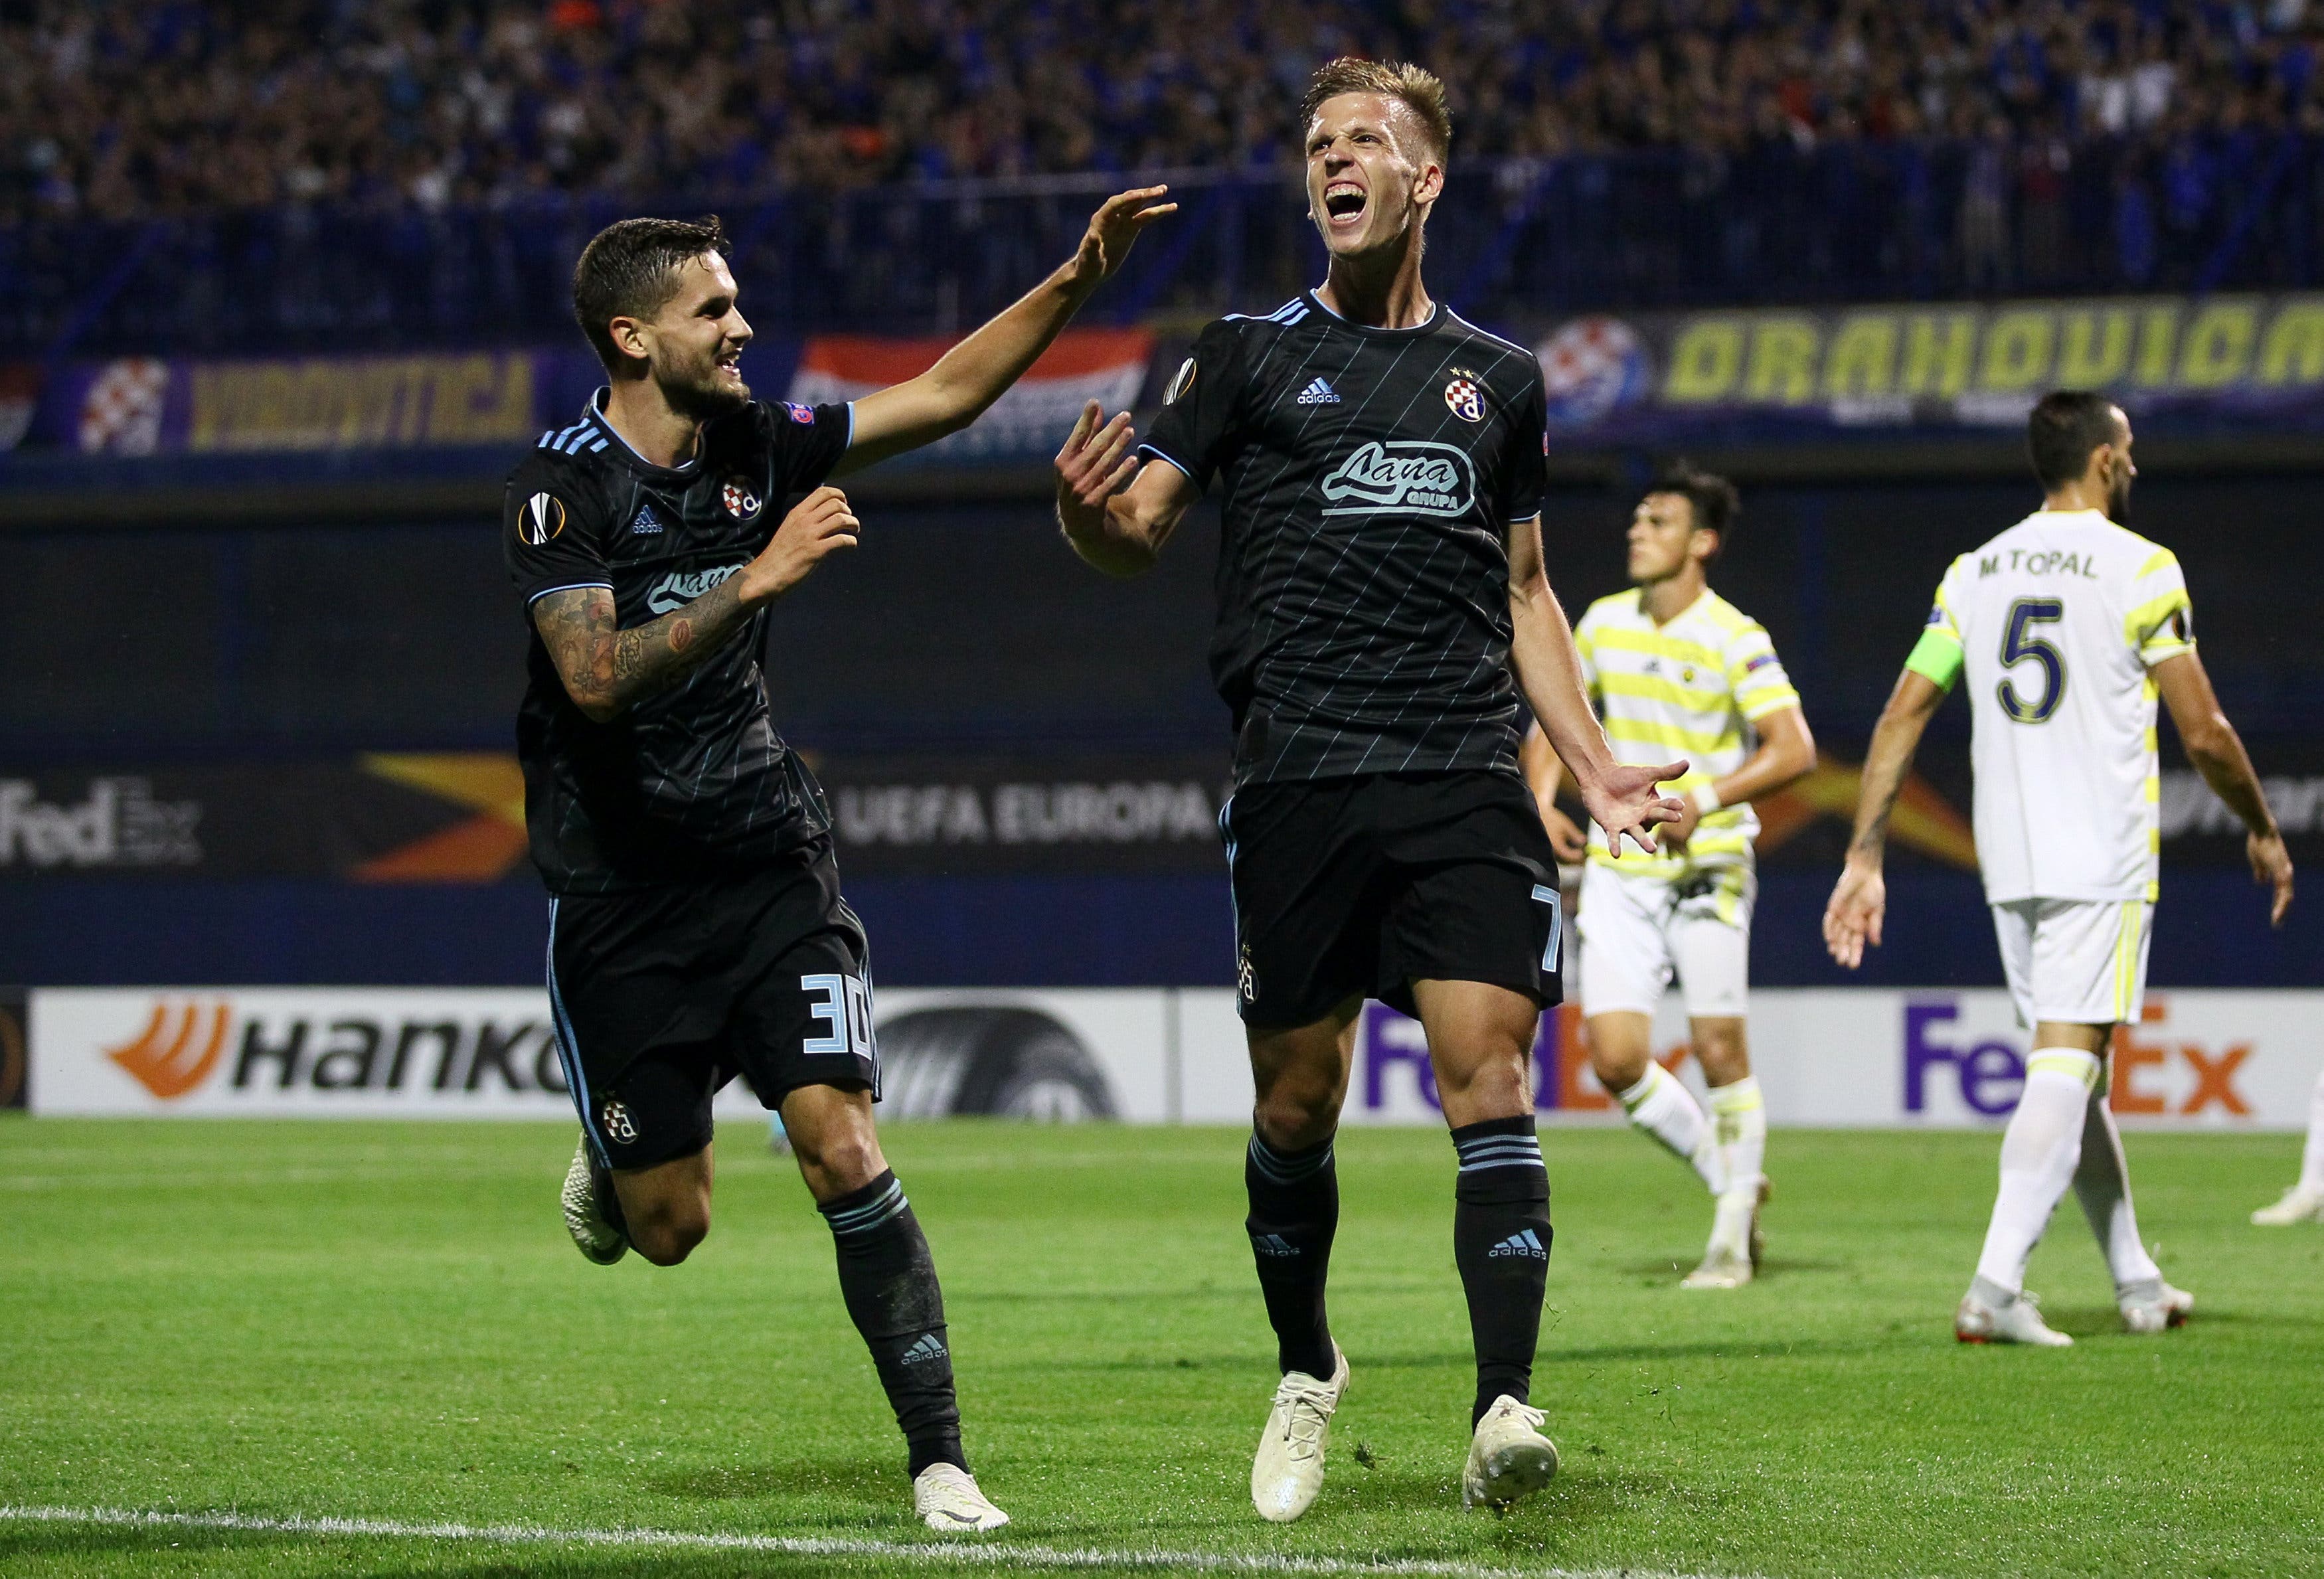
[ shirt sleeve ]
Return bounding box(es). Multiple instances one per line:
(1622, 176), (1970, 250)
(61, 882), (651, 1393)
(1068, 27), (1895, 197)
(1904, 557), (1967, 691)
(766, 399), (855, 494)
(1137, 319), (1246, 490)
(1725, 619), (1802, 722)
(505, 461), (612, 610)
(1497, 371), (1549, 526)
(2125, 545), (2195, 667)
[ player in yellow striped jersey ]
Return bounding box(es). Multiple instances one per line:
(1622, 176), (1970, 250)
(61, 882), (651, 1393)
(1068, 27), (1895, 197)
(1523, 465), (1815, 1288)
(1827, 392), (2291, 1345)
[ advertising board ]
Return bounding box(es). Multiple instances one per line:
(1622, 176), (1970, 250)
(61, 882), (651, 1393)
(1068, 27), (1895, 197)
(29, 986), (2315, 1131)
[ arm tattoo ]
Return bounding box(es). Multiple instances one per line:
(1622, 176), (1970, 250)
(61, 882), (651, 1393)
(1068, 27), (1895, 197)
(533, 576), (750, 720)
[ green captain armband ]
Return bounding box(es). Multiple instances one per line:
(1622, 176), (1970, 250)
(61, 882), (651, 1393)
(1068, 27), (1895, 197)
(1904, 628), (1963, 691)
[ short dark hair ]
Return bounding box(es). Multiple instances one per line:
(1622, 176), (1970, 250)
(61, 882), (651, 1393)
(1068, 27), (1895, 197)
(571, 215), (728, 369)
(1651, 460), (1740, 554)
(2027, 390), (2121, 489)
(1300, 58), (1452, 164)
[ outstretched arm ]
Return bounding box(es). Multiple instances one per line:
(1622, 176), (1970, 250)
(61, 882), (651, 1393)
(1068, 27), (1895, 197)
(1052, 402), (1202, 576)
(1506, 516), (1685, 854)
(533, 487), (861, 723)
(834, 188), (1177, 475)
(2154, 649), (2293, 925)
(1824, 669), (1947, 967)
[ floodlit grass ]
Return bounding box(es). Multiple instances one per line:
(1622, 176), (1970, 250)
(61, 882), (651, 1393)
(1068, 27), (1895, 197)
(2, 1114), (2320, 1576)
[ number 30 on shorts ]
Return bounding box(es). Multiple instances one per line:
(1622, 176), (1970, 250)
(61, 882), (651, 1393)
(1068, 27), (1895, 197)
(801, 973), (876, 1058)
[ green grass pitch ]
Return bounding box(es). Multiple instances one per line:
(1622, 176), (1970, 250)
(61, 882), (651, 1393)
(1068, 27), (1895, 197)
(3, 1114), (2320, 1577)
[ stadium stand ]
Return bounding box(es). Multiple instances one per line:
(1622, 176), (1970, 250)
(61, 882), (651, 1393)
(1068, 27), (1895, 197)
(6, 1), (2324, 351)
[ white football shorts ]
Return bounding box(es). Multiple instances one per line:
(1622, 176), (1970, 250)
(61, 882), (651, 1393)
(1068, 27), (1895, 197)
(1991, 896), (2153, 1029)
(1576, 860), (1754, 1020)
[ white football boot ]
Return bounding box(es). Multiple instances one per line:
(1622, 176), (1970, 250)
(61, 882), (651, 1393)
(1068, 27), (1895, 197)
(2119, 1280), (2195, 1335)
(1461, 1394), (1559, 1512)
(1251, 1345), (1348, 1523)
(912, 1463), (1010, 1533)
(1955, 1287), (2073, 1347)
(561, 1135), (627, 1266)
(1682, 1177), (1768, 1289)
(2252, 1184), (2324, 1226)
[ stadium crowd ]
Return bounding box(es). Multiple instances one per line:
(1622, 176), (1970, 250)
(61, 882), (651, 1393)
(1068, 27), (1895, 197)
(1, 0), (2317, 224)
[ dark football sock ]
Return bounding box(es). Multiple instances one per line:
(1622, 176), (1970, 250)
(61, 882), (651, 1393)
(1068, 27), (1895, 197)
(1450, 1117), (1552, 1427)
(819, 1169), (965, 1477)
(1245, 1131), (1339, 1379)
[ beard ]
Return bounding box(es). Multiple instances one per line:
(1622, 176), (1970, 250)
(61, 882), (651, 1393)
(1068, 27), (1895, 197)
(661, 358), (750, 422)
(2108, 471), (2132, 524)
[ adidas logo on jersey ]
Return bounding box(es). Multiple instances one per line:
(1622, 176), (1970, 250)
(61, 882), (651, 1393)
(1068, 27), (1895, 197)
(1489, 1228), (1547, 1261)
(899, 1333), (950, 1367)
(1295, 376), (1342, 406)
(629, 505), (665, 536)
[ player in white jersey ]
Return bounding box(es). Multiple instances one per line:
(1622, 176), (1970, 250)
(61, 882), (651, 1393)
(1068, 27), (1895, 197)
(2250, 1064), (2324, 1224)
(1826, 391), (2292, 1345)
(1524, 466), (1815, 1288)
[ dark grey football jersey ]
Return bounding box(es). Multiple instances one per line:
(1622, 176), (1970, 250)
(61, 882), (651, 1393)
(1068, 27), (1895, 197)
(504, 392), (851, 894)
(1139, 292), (1550, 787)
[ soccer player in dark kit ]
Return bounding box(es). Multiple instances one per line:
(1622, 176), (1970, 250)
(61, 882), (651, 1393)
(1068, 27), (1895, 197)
(1053, 60), (1683, 1520)
(508, 187), (1173, 1532)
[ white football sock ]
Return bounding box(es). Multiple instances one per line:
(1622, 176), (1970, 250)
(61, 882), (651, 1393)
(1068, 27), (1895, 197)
(1973, 1050), (2100, 1296)
(2302, 1065), (2324, 1195)
(1708, 1076), (1767, 1200)
(2072, 1090), (2161, 1293)
(1616, 1062), (1722, 1194)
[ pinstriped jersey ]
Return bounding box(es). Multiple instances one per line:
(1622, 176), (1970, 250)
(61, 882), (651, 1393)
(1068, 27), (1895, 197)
(503, 390), (852, 894)
(1137, 291), (1550, 786)
(1907, 509), (2194, 904)
(1573, 588), (1800, 876)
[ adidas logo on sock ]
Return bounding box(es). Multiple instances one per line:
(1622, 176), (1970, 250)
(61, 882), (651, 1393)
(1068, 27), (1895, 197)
(898, 1333), (950, 1366)
(1488, 1228), (1548, 1261)
(1294, 376), (1341, 406)
(1252, 1232), (1300, 1258)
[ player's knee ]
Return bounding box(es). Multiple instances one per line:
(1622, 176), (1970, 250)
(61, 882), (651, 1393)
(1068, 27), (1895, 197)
(801, 1131), (884, 1196)
(629, 1202), (710, 1266)
(1254, 1084), (1341, 1148)
(1589, 1043), (1649, 1092)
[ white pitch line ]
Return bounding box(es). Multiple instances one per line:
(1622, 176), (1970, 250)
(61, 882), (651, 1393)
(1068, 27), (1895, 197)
(0, 1504), (1750, 1579)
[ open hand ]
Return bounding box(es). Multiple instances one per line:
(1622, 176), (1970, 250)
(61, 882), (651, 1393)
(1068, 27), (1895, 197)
(2250, 829), (2295, 927)
(1054, 400), (1138, 534)
(1823, 861), (1886, 969)
(1070, 186), (1178, 288)
(1578, 759), (1687, 857)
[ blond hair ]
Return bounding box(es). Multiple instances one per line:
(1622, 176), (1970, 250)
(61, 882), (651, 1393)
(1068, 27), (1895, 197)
(1299, 58), (1452, 165)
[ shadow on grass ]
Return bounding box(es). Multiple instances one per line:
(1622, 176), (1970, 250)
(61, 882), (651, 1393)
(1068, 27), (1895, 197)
(1614, 1255), (1853, 1280)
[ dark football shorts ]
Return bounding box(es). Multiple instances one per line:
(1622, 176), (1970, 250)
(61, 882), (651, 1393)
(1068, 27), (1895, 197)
(1220, 770), (1565, 1028)
(545, 837), (878, 1171)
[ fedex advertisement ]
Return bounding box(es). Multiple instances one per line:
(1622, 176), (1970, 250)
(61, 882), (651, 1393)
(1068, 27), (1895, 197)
(25, 986), (2316, 1129)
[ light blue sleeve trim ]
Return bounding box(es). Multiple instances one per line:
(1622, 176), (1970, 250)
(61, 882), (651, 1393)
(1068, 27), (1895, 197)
(843, 400), (856, 448)
(1135, 442), (1196, 481)
(526, 580), (614, 607)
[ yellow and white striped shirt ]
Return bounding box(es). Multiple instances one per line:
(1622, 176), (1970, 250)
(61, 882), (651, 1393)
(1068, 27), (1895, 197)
(1573, 588), (1801, 877)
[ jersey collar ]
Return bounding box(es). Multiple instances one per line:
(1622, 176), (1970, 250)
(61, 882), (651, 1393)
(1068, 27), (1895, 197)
(589, 387), (708, 481)
(1303, 289), (1444, 338)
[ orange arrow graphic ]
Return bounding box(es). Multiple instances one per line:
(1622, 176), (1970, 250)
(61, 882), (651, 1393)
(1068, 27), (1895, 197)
(105, 1001), (231, 1100)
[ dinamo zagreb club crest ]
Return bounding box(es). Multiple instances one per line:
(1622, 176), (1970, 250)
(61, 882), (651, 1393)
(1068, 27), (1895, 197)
(519, 491), (566, 545)
(1443, 370), (1484, 423)
(722, 475), (762, 520)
